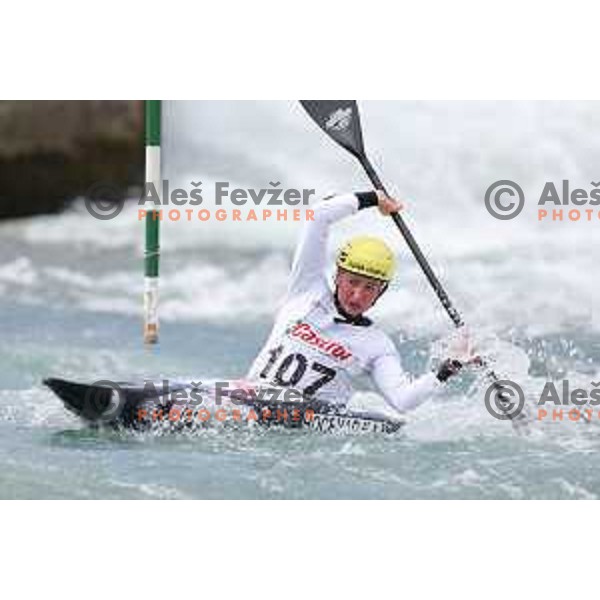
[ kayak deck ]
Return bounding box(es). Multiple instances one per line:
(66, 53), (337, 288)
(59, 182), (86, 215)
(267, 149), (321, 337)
(43, 377), (405, 435)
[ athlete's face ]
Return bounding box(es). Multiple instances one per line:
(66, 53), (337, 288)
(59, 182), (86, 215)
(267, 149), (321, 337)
(335, 269), (386, 317)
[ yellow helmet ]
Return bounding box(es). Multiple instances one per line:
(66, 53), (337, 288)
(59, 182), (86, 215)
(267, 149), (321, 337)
(336, 236), (396, 282)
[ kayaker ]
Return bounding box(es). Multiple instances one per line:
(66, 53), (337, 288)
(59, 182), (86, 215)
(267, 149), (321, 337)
(247, 190), (474, 414)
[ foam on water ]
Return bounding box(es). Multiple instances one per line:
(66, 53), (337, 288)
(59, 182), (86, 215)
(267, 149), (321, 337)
(2, 208), (599, 339)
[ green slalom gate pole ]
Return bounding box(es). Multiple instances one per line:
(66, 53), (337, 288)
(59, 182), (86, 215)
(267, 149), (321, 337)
(144, 100), (161, 344)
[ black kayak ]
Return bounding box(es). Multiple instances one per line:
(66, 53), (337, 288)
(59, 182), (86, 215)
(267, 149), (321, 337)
(43, 377), (405, 435)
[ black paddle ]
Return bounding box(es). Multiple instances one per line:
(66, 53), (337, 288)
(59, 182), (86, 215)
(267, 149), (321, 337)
(300, 100), (528, 430)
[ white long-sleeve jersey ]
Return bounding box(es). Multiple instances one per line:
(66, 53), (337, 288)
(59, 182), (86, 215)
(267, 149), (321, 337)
(246, 193), (441, 413)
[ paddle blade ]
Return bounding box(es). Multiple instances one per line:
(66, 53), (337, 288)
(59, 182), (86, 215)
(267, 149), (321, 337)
(300, 100), (365, 159)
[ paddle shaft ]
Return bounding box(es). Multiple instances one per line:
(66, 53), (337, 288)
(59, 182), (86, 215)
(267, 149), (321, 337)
(359, 155), (464, 328)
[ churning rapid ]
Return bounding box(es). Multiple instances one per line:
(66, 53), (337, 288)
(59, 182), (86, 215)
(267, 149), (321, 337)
(1, 101), (600, 499)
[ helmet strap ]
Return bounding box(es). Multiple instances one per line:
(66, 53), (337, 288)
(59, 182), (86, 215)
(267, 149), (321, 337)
(374, 282), (389, 304)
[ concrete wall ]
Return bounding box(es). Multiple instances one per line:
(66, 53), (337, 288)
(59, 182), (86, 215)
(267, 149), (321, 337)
(0, 101), (144, 219)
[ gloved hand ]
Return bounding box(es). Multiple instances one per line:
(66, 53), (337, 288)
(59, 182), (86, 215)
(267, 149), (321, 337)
(436, 358), (464, 382)
(435, 328), (483, 383)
